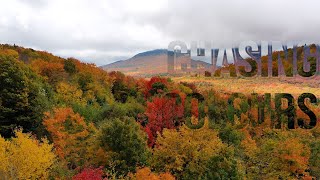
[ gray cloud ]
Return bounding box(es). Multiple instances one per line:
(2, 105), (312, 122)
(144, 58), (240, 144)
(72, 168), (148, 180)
(0, 0), (319, 65)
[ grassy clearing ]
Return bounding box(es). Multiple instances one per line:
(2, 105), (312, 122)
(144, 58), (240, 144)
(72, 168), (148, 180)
(172, 76), (320, 97)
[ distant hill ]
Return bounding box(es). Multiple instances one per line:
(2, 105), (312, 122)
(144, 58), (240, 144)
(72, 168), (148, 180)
(101, 44), (320, 78)
(132, 49), (167, 58)
(101, 49), (211, 77)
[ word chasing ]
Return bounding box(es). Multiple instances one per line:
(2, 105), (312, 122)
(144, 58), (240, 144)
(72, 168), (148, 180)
(167, 41), (320, 77)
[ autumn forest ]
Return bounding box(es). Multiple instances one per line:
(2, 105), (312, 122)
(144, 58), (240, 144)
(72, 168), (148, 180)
(0, 44), (320, 180)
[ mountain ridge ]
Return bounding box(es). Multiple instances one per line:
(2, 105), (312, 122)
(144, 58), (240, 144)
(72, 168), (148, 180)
(101, 49), (211, 77)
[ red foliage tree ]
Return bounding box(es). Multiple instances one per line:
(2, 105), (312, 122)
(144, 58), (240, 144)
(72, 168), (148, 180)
(191, 98), (199, 118)
(144, 96), (184, 147)
(144, 76), (168, 98)
(72, 167), (105, 180)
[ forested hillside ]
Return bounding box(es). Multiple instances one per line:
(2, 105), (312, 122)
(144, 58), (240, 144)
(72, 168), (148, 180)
(0, 44), (319, 179)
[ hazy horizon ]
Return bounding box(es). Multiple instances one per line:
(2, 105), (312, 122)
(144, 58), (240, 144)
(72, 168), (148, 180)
(1, 0), (320, 66)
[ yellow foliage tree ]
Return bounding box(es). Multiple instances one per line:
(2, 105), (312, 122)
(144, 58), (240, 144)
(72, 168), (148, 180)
(246, 129), (312, 179)
(151, 120), (225, 178)
(0, 130), (55, 179)
(56, 82), (85, 105)
(0, 49), (19, 59)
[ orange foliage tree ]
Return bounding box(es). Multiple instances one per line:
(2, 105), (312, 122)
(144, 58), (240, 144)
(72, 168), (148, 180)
(43, 107), (107, 168)
(131, 167), (175, 180)
(30, 60), (67, 85)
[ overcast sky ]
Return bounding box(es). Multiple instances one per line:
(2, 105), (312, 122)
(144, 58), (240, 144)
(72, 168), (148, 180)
(0, 0), (319, 65)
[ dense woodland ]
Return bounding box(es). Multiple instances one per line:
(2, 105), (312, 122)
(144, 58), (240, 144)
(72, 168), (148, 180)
(0, 44), (319, 179)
